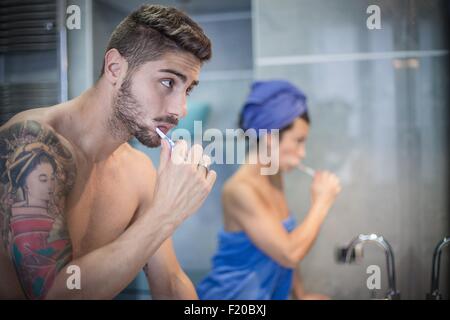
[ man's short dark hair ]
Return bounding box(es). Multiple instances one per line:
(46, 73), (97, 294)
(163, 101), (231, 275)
(100, 4), (212, 76)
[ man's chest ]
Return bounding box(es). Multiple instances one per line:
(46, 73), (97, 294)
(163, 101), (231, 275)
(66, 166), (141, 258)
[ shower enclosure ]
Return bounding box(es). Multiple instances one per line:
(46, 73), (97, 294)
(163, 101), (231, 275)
(252, 0), (449, 299)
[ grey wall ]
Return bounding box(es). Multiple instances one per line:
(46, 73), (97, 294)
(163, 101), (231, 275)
(253, 0), (449, 299)
(92, 1), (125, 80)
(67, 0), (94, 98)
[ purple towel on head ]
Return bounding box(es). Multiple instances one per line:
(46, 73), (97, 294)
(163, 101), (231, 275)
(240, 80), (308, 137)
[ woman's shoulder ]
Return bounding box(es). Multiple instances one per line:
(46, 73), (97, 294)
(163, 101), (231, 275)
(222, 173), (258, 201)
(222, 175), (262, 232)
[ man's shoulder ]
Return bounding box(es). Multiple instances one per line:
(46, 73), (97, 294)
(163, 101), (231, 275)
(0, 114), (76, 165)
(2, 107), (59, 138)
(1, 114), (40, 133)
(1, 106), (53, 128)
(121, 143), (155, 169)
(0, 115), (77, 198)
(117, 144), (158, 205)
(0, 115), (76, 156)
(119, 143), (157, 181)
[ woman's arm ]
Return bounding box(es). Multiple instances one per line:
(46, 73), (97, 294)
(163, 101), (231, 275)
(291, 268), (306, 299)
(223, 172), (340, 269)
(291, 267), (330, 300)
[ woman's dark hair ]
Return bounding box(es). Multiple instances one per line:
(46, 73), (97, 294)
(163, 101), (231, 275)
(278, 112), (310, 138)
(238, 111), (310, 141)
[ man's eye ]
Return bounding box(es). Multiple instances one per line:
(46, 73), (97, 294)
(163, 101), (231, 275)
(161, 79), (173, 88)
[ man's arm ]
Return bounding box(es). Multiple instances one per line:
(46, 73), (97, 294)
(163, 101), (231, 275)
(0, 120), (215, 299)
(52, 139), (216, 299)
(135, 154), (197, 300)
(0, 120), (164, 299)
(48, 212), (175, 299)
(144, 238), (198, 299)
(0, 120), (77, 299)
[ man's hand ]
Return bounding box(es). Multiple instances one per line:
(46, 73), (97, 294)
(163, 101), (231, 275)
(149, 139), (216, 228)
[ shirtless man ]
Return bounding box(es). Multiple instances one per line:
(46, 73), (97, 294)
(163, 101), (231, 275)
(0, 5), (216, 299)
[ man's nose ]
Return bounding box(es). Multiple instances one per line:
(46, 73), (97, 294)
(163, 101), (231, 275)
(166, 95), (187, 119)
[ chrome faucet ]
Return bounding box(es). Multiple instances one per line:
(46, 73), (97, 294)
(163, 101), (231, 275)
(337, 233), (400, 300)
(426, 237), (449, 300)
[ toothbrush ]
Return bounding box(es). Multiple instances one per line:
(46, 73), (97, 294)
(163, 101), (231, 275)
(155, 127), (175, 151)
(297, 163), (316, 177)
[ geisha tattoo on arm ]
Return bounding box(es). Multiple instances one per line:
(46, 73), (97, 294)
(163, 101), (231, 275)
(0, 120), (76, 299)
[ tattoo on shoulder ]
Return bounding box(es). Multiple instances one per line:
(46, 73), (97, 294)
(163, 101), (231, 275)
(0, 120), (76, 299)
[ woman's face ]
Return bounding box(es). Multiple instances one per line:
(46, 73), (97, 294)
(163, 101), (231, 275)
(277, 118), (310, 172)
(24, 162), (56, 203)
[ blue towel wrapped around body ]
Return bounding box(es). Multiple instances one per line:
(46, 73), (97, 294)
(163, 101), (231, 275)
(197, 215), (296, 300)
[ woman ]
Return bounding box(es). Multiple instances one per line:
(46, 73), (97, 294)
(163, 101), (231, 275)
(197, 80), (341, 300)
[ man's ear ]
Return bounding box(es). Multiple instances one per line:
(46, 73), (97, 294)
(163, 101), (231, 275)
(103, 48), (127, 86)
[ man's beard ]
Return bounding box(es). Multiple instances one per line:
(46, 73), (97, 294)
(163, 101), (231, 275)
(109, 76), (160, 148)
